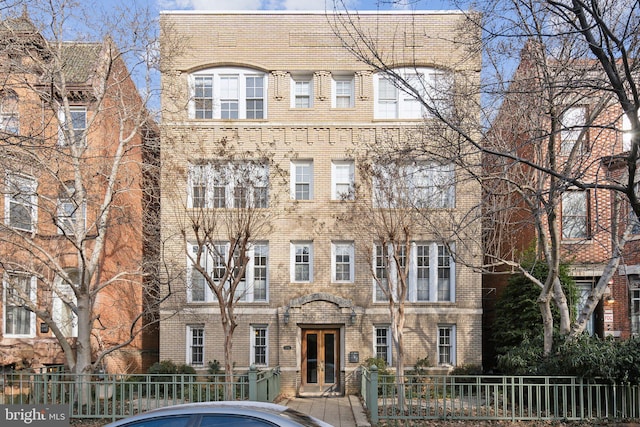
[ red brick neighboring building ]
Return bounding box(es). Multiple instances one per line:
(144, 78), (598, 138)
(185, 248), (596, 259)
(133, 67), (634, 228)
(0, 13), (158, 373)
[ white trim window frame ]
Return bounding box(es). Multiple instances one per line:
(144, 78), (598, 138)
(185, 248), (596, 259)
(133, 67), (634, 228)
(0, 90), (19, 134)
(560, 106), (587, 155)
(187, 242), (268, 303)
(52, 271), (78, 338)
(187, 162), (269, 209)
(291, 241), (313, 283)
(561, 190), (590, 240)
(57, 181), (86, 235)
(290, 160), (313, 201)
(332, 75), (354, 108)
(410, 163), (455, 209)
(291, 76), (313, 108)
(251, 325), (268, 366)
(331, 241), (355, 283)
(5, 172), (37, 232)
(3, 273), (36, 338)
(437, 324), (456, 366)
(331, 160), (355, 200)
(374, 325), (392, 365)
(189, 67), (267, 120)
(58, 106), (87, 146)
(186, 325), (205, 367)
(374, 67), (451, 119)
(631, 287), (640, 336)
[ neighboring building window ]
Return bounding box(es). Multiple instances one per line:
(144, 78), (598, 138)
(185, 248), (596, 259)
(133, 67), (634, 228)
(374, 242), (455, 303)
(374, 67), (452, 119)
(251, 325), (268, 366)
(187, 325), (204, 366)
(58, 106), (87, 146)
(3, 273), (35, 337)
(631, 288), (640, 337)
(5, 173), (37, 232)
(374, 326), (391, 365)
(291, 76), (313, 108)
(331, 160), (355, 200)
(438, 325), (456, 366)
(189, 68), (266, 119)
(290, 160), (313, 200)
(52, 270), (78, 338)
(0, 90), (19, 134)
(291, 241), (313, 282)
(562, 190), (589, 239)
(187, 242), (268, 303)
(57, 181), (85, 235)
(332, 241), (354, 283)
(187, 161), (269, 209)
(560, 106), (586, 155)
(332, 76), (354, 108)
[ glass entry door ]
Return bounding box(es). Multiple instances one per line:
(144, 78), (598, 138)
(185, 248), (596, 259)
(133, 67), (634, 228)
(302, 329), (339, 393)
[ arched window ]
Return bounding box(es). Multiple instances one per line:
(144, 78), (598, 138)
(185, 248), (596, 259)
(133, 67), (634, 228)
(0, 90), (19, 133)
(189, 67), (267, 120)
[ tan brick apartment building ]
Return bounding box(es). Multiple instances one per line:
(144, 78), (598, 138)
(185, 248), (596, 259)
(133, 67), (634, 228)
(0, 14), (158, 373)
(159, 11), (482, 395)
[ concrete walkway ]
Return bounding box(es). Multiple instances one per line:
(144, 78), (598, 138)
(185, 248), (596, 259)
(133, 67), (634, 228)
(283, 395), (370, 427)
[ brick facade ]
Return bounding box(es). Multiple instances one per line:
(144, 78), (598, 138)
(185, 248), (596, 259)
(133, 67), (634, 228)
(159, 11), (482, 396)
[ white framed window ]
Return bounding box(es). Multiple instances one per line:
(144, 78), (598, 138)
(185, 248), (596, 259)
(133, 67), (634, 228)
(189, 67), (266, 119)
(3, 273), (36, 338)
(562, 190), (589, 239)
(52, 270), (78, 338)
(187, 325), (205, 366)
(372, 162), (455, 209)
(560, 106), (587, 155)
(291, 241), (313, 282)
(374, 67), (452, 119)
(290, 160), (313, 200)
(0, 90), (19, 134)
(187, 161), (269, 209)
(291, 76), (313, 108)
(57, 181), (85, 235)
(187, 242), (268, 303)
(437, 325), (456, 366)
(374, 326), (392, 365)
(5, 173), (37, 232)
(332, 76), (354, 108)
(331, 160), (355, 200)
(332, 241), (354, 283)
(374, 242), (455, 303)
(631, 287), (640, 337)
(411, 163), (455, 208)
(251, 325), (268, 366)
(58, 106), (87, 146)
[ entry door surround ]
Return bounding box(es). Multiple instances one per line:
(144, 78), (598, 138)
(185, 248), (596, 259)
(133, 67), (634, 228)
(301, 328), (340, 393)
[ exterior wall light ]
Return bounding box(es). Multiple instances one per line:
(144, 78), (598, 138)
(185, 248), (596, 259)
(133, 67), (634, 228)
(283, 307), (290, 325)
(350, 307), (356, 325)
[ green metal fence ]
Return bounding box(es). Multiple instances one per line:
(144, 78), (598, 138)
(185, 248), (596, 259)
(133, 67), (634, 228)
(361, 366), (640, 424)
(0, 366), (281, 421)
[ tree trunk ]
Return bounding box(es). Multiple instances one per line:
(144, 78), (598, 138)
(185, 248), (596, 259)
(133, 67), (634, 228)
(538, 293), (554, 356)
(223, 321), (235, 400)
(75, 292), (93, 408)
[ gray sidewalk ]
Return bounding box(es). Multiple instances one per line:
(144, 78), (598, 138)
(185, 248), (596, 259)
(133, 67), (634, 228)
(283, 395), (370, 427)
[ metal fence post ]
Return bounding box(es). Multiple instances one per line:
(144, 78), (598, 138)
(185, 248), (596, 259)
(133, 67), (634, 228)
(370, 365), (379, 426)
(248, 365), (257, 401)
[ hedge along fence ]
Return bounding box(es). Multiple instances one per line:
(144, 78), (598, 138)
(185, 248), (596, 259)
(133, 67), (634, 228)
(0, 365), (281, 420)
(361, 367), (640, 425)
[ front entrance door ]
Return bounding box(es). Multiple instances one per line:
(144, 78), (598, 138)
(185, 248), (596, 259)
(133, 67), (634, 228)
(301, 329), (339, 394)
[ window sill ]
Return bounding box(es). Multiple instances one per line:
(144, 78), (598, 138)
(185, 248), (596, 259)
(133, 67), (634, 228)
(561, 238), (593, 244)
